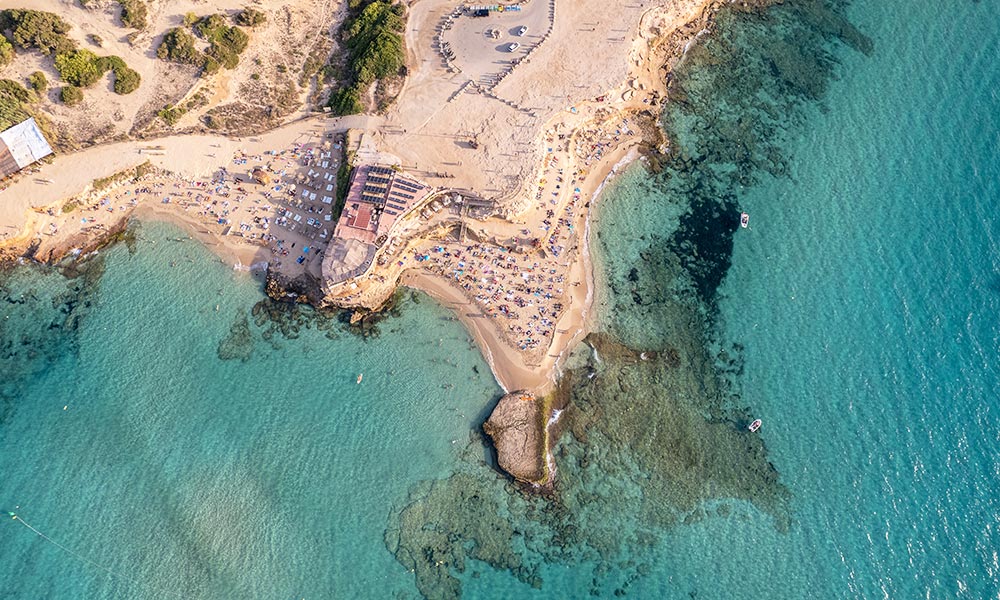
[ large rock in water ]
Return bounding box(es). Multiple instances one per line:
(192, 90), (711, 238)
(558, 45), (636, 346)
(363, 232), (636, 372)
(483, 391), (549, 485)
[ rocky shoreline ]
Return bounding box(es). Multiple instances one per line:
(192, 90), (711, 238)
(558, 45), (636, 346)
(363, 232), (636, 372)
(482, 391), (554, 486)
(0, 0), (785, 493)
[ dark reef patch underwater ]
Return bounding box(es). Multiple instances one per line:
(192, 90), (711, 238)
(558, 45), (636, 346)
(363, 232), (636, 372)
(387, 1), (872, 598)
(0, 256), (105, 433)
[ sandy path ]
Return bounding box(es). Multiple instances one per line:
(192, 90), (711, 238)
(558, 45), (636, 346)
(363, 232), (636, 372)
(0, 115), (377, 246)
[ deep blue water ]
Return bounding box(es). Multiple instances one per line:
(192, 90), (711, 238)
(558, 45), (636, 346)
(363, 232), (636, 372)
(2, 0), (999, 598)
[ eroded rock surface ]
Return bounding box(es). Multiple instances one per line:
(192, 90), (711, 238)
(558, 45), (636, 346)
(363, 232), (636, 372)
(483, 391), (548, 484)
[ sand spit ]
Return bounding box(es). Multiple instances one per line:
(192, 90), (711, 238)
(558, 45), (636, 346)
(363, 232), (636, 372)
(0, 0), (772, 401)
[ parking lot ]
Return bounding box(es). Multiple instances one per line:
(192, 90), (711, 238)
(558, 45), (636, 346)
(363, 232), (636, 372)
(440, 2), (552, 86)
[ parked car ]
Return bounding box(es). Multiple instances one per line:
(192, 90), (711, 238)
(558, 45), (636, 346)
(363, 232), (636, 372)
(516, 26), (528, 36)
(507, 42), (520, 52)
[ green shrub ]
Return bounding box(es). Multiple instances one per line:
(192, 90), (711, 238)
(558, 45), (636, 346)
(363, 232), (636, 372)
(194, 14), (227, 39)
(328, 85), (363, 116)
(235, 8), (266, 27)
(156, 28), (201, 65)
(0, 80), (33, 130)
(157, 104), (184, 126)
(201, 56), (221, 76)
(94, 55), (122, 74)
(1, 9), (76, 56)
(325, 1), (406, 115)
(87, 55), (140, 94)
(28, 71), (48, 93)
(0, 79), (31, 103)
(202, 24), (249, 71)
(206, 44), (237, 70)
(159, 19), (250, 74)
(112, 65), (140, 94)
(54, 49), (101, 87)
(333, 150), (353, 219)
(0, 77), (32, 130)
(118, 0), (147, 30)
(346, 2), (405, 86)
(93, 160), (153, 190)
(60, 85), (84, 105)
(0, 96), (29, 130)
(0, 37), (14, 68)
(221, 26), (249, 53)
(182, 12), (198, 27)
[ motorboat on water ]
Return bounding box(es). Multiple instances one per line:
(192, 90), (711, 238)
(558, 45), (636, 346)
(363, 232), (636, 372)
(748, 418), (762, 433)
(357, 373), (363, 384)
(740, 212), (750, 228)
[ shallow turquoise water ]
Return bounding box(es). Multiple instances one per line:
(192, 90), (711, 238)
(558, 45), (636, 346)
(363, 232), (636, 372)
(608, 0), (1000, 597)
(3, 0), (1000, 598)
(0, 222), (500, 599)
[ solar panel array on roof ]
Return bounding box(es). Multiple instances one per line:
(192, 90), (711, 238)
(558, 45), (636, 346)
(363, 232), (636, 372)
(370, 166), (394, 176)
(386, 202), (406, 211)
(367, 175), (391, 185)
(363, 184), (387, 195)
(390, 191), (414, 200)
(394, 181), (421, 193)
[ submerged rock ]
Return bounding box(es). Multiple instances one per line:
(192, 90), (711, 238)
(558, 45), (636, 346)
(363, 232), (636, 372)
(483, 391), (550, 485)
(217, 311), (254, 361)
(264, 269), (324, 305)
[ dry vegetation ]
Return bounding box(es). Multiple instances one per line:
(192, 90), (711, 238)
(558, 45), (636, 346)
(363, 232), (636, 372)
(0, 1), (347, 150)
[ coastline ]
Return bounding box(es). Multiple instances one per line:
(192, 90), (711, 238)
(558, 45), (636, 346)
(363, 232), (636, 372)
(0, 0), (756, 404)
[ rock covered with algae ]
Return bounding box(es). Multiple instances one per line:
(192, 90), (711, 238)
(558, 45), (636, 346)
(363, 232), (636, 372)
(483, 391), (550, 485)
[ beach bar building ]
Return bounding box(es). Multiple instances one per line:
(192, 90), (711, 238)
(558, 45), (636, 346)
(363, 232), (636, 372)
(0, 118), (53, 179)
(334, 163), (430, 244)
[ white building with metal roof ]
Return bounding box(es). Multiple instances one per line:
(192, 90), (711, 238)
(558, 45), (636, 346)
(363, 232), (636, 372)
(0, 118), (54, 179)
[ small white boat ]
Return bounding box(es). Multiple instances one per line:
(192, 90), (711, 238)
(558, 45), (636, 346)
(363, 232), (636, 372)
(748, 418), (761, 433)
(356, 373), (363, 384)
(740, 212), (750, 228)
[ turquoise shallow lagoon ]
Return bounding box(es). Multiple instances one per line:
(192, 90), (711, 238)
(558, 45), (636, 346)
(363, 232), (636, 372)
(2, 0), (1000, 598)
(1, 222), (500, 598)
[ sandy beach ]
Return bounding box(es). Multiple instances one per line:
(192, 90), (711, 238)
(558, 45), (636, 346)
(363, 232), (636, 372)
(0, 0), (735, 395)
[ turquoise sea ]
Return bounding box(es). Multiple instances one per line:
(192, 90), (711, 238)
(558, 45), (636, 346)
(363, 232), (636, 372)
(2, 0), (999, 598)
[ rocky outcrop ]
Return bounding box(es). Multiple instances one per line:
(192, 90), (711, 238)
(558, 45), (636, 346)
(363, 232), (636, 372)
(264, 269), (325, 305)
(483, 391), (550, 485)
